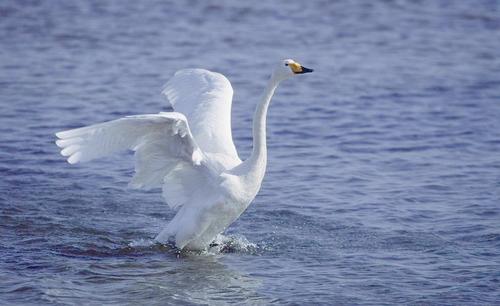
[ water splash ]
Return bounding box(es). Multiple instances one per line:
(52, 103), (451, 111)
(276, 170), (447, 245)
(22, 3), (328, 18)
(126, 234), (258, 256)
(207, 234), (258, 254)
(128, 238), (155, 248)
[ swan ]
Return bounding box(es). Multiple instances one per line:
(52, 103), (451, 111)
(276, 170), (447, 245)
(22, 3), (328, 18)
(55, 59), (313, 251)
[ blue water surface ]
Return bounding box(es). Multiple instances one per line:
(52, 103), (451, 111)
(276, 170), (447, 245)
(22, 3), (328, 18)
(1, 0), (499, 304)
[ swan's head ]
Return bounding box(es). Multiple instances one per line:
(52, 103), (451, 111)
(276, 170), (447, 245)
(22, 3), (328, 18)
(272, 59), (313, 81)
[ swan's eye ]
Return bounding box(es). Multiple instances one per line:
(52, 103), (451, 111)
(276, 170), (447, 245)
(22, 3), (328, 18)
(285, 63), (288, 66)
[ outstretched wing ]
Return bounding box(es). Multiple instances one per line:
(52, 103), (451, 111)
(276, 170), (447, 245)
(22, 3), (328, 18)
(161, 69), (240, 160)
(55, 112), (210, 209)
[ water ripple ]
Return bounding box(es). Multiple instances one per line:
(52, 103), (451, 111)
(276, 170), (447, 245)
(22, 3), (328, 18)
(1, 0), (499, 304)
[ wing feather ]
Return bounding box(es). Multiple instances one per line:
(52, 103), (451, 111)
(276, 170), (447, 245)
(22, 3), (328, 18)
(161, 69), (240, 160)
(55, 112), (208, 209)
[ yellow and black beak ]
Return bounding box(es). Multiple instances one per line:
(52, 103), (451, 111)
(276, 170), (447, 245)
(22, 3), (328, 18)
(289, 62), (314, 74)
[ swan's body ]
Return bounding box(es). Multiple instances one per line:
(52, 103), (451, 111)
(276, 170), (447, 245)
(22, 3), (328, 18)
(55, 59), (312, 250)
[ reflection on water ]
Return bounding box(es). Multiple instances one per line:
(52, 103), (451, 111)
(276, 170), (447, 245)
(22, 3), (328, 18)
(44, 249), (265, 305)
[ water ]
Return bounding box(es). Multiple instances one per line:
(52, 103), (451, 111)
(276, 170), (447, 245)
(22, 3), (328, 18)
(1, 0), (499, 304)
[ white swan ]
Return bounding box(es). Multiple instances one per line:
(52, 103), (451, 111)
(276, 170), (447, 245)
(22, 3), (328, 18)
(55, 59), (313, 250)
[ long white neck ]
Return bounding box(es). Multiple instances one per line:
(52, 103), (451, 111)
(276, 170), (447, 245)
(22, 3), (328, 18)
(242, 76), (280, 179)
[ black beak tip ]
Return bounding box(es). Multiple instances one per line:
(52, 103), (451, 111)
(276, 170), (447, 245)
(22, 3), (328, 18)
(300, 66), (314, 74)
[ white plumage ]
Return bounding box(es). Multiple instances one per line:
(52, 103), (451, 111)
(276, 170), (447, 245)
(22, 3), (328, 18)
(55, 59), (312, 250)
